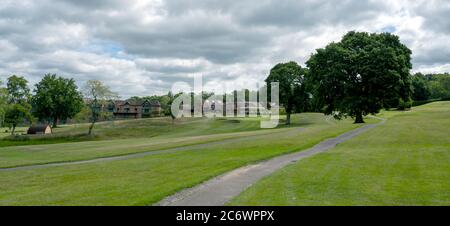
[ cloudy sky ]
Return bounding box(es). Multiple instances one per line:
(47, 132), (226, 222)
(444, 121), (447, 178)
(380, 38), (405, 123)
(0, 0), (449, 97)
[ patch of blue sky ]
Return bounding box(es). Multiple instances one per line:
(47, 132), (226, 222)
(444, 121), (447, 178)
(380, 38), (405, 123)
(381, 25), (396, 33)
(79, 39), (134, 60)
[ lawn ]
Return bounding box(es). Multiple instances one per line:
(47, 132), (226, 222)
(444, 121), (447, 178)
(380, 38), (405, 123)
(0, 114), (300, 147)
(0, 113), (334, 168)
(229, 101), (450, 205)
(0, 126), (295, 168)
(0, 113), (369, 205)
(0, 127), (28, 138)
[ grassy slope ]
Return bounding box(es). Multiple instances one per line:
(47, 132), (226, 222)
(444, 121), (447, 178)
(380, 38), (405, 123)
(0, 117), (267, 147)
(0, 114), (370, 205)
(0, 127), (298, 169)
(229, 102), (450, 206)
(0, 114), (328, 168)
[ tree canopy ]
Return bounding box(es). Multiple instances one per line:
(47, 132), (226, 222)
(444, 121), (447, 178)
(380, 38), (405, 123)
(83, 80), (118, 134)
(306, 31), (412, 123)
(6, 75), (30, 104)
(265, 61), (309, 125)
(411, 73), (431, 101)
(32, 74), (84, 127)
(427, 73), (450, 100)
(0, 80), (9, 127)
(4, 103), (32, 135)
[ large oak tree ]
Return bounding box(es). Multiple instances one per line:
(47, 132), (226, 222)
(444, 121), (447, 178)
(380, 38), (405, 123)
(306, 31), (412, 123)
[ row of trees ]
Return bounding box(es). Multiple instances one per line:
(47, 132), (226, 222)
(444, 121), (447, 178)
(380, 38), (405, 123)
(0, 75), (33, 134)
(267, 31), (449, 124)
(0, 74), (118, 135)
(2, 31), (449, 131)
(411, 73), (450, 101)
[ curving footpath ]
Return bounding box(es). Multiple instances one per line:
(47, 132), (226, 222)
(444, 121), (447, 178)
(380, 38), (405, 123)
(156, 117), (385, 206)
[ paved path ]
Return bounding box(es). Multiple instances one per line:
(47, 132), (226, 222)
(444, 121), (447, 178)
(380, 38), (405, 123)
(156, 118), (385, 206)
(0, 127), (305, 172)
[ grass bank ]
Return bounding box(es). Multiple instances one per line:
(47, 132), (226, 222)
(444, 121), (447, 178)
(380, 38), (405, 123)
(229, 102), (450, 205)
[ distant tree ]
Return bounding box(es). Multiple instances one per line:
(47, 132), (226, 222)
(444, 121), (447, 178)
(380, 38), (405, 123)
(427, 73), (450, 100)
(157, 95), (171, 115)
(164, 91), (176, 123)
(32, 74), (84, 128)
(0, 80), (8, 127)
(411, 73), (430, 101)
(71, 105), (91, 123)
(4, 103), (32, 135)
(127, 96), (142, 102)
(265, 61), (309, 125)
(6, 75), (30, 104)
(83, 80), (118, 135)
(438, 74), (450, 99)
(306, 31), (412, 123)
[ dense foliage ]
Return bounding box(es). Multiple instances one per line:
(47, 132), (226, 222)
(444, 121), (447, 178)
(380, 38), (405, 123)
(306, 31), (413, 123)
(4, 103), (32, 134)
(265, 62), (309, 125)
(32, 74), (84, 127)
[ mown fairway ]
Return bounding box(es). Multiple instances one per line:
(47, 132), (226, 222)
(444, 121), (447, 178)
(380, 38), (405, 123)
(0, 116), (277, 147)
(229, 102), (450, 205)
(0, 114), (353, 168)
(0, 113), (370, 205)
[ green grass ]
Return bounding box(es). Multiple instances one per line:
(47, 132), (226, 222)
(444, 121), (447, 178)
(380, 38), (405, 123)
(0, 115), (299, 147)
(0, 127), (294, 169)
(0, 113), (368, 205)
(229, 101), (450, 206)
(0, 127), (28, 138)
(0, 113), (355, 169)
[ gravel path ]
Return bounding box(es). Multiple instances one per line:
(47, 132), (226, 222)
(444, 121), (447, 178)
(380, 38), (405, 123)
(156, 118), (385, 206)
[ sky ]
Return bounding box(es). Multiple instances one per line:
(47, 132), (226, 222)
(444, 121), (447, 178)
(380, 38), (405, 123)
(0, 0), (449, 97)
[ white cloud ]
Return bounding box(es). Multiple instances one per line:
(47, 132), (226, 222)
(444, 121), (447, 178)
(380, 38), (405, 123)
(0, 0), (449, 97)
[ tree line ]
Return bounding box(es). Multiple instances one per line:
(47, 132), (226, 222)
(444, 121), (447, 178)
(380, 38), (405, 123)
(1, 31), (449, 133)
(266, 31), (450, 124)
(0, 74), (117, 135)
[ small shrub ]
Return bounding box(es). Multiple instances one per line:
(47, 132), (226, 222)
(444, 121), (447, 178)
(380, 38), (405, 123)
(397, 98), (412, 111)
(0, 133), (100, 147)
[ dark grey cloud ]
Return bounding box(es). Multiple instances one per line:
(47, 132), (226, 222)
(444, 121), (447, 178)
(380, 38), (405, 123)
(415, 0), (450, 34)
(0, 0), (449, 96)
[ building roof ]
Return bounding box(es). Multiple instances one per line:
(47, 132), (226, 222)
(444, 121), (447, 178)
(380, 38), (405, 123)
(27, 124), (51, 134)
(112, 99), (161, 107)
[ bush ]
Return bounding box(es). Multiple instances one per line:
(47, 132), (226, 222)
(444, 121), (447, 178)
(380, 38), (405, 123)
(397, 98), (412, 111)
(0, 133), (100, 147)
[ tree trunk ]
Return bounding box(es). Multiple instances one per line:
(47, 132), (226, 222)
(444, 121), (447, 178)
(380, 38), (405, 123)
(52, 117), (58, 128)
(11, 125), (16, 135)
(354, 112), (365, 124)
(286, 112), (291, 125)
(88, 121), (95, 135)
